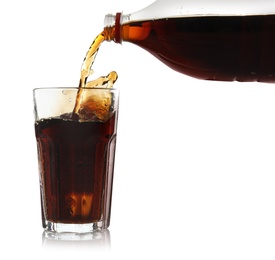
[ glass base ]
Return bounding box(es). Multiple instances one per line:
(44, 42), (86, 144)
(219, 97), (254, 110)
(43, 227), (110, 243)
(44, 220), (107, 234)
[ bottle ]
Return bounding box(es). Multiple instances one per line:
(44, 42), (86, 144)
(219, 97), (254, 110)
(104, 0), (275, 83)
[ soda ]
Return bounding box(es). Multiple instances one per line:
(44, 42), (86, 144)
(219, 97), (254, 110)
(35, 113), (117, 224)
(113, 15), (275, 82)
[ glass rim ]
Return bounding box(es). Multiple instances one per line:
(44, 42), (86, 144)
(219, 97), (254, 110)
(33, 87), (119, 92)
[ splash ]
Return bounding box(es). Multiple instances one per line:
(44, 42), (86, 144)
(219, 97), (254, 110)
(73, 32), (118, 121)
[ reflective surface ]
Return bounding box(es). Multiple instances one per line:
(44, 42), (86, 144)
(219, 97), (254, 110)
(42, 229), (111, 249)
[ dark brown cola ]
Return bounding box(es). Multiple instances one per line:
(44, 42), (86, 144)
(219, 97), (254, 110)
(35, 113), (117, 224)
(116, 15), (275, 82)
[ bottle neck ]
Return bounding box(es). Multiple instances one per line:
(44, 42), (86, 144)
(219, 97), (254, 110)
(104, 13), (130, 43)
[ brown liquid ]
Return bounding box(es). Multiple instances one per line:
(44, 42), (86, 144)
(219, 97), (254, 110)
(36, 29), (118, 226)
(73, 32), (118, 116)
(35, 113), (117, 224)
(120, 15), (275, 82)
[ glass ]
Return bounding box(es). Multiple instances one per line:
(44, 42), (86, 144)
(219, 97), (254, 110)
(33, 87), (119, 234)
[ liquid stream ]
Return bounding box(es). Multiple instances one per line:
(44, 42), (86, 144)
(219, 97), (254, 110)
(73, 32), (118, 120)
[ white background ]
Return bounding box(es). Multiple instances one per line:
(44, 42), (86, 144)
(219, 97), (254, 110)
(1, 0), (275, 259)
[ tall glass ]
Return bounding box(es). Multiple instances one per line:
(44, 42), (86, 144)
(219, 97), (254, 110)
(33, 87), (119, 234)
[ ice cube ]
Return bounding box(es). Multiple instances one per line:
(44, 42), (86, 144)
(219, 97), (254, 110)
(75, 71), (118, 122)
(65, 192), (93, 217)
(78, 88), (113, 121)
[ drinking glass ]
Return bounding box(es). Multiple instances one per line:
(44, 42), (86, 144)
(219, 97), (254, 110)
(33, 87), (119, 234)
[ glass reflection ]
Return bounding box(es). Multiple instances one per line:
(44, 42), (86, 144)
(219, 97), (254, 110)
(42, 229), (111, 250)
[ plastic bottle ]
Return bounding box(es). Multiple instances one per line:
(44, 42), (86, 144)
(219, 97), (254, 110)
(104, 0), (275, 82)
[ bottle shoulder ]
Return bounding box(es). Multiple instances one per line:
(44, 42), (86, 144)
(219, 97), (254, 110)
(129, 0), (275, 21)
